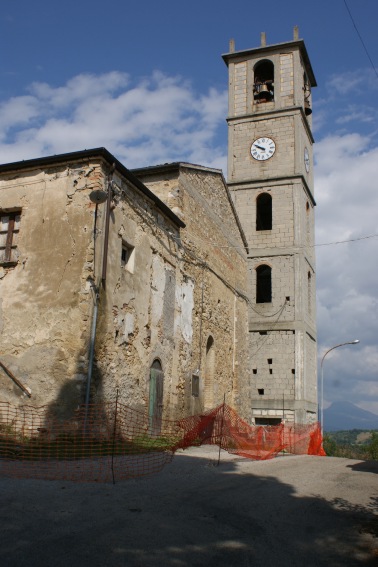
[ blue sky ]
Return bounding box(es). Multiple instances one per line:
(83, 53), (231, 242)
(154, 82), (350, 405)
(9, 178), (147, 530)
(1, 0), (378, 415)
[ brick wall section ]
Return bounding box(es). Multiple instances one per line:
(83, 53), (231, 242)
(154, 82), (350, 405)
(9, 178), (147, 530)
(305, 333), (317, 406)
(234, 183), (294, 248)
(229, 115), (295, 183)
(280, 53), (294, 106)
(234, 61), (247, 116)
(250, 330), (295, 400)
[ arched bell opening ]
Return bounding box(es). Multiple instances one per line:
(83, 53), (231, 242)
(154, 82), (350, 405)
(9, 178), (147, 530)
(254, 60), (274, 103)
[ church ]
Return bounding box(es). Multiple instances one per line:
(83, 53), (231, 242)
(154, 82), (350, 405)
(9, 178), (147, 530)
(0, 30), (317, 426)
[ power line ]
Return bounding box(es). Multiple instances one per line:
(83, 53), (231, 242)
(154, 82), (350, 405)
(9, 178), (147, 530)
(170, 228), (378, 254)
(343, 0), (378, 80)
(316, 232), (378, 247)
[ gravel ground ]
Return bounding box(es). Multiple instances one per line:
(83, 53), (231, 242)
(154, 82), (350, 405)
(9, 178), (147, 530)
(1, 446), (377, 566)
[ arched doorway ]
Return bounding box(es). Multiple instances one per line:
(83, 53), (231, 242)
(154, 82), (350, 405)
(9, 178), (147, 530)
(149, 359), (164, 435)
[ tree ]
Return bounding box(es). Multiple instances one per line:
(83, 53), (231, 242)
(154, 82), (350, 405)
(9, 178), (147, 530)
(367, 432), (378, 460)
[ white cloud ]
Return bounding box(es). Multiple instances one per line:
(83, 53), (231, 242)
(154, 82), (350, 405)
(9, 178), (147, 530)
(315, 132), (378, 411)
(0, 71), (227, 168)
(313, 69), (378, 141)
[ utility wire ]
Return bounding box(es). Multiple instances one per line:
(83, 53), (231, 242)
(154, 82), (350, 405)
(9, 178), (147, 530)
(168, 227), (378, 254)
(343, 0), (378, 80)
(316, 232), (378, 247)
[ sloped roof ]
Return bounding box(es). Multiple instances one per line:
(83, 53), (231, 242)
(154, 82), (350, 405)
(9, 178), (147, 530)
(0, 148), (185, 229)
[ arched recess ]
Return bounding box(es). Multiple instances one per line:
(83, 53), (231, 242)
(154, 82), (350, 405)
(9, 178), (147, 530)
(256, 193), (272, 230)
(253, 59), (274, 102)
(149, 359), (164, 435)
(256, 264), (272, 303)
(204, 336), (215, 409)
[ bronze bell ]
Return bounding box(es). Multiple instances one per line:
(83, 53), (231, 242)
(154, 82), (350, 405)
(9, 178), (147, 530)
(259, 84), (270, 93)
(256, 84), (273, 101)
(305, 100), (312, 116)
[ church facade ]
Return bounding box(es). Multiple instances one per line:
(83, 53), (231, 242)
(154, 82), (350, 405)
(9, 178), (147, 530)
(0, 31), (317, 424)
(0, 150), (250, 423)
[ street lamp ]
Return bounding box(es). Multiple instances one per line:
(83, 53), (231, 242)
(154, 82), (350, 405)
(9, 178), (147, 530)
(320, 340), (360, 436)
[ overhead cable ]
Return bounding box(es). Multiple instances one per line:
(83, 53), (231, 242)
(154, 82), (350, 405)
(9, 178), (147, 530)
(343, 0), (378, 80)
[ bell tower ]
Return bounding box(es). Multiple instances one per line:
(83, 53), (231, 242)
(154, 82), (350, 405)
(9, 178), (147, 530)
(223, 29), (318, 424)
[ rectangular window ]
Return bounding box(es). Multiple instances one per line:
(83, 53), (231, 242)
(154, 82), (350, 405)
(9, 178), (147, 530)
(121, 241), (135, 273)
(0, 211), (21, 265)
(191, 374), (199, 397)
(255, 417), (281, 426)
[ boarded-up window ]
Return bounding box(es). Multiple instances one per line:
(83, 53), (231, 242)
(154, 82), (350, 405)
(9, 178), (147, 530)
(0, 211), (21, 265)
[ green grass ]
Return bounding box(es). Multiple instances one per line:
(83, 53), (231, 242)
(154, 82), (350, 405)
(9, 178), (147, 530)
(0, 431), (182, 461)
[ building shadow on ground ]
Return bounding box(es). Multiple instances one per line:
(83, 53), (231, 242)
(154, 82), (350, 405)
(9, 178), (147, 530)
(0, 452), (377, 567)
(347, 460), (378, 474)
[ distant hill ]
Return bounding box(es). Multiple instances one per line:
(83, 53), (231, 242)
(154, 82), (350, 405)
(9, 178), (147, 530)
(324, 401), (378, 432)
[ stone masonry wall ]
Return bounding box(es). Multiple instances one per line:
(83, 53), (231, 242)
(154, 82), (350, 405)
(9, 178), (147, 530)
(91, 168), (187, 421)
(136, 166), (250, 421)
(229, 115), (295, 183)
(250, 330), (295, 398)
(233, 61), (247, 116)
(234, 182), (294, 249)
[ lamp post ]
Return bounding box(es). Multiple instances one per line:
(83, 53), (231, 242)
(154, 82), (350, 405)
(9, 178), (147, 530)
(320, 340), (360, 436)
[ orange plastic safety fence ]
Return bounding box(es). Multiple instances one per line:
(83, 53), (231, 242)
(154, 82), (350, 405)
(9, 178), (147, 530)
(0, 401), (325, 482)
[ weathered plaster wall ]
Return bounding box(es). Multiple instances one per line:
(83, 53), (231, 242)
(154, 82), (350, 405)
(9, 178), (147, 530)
(0, 156), (250, 425)
(92, 170), (188, 421)
(0, 161), (103, 415)
(136, 165), (250, 421)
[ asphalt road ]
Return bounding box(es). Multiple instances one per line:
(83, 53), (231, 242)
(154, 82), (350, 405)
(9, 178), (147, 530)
(1, 446), (377, 566)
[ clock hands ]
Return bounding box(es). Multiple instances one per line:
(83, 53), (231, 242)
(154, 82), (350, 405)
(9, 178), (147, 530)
(251, 138), (276, 161)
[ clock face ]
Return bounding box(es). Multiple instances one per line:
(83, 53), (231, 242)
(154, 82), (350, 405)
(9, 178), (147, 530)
(251, 137), (276, 161)
(304, 147), (310, 173)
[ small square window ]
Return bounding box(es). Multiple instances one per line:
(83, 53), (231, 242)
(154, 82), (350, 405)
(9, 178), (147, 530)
(121, 241), (135, 273)
(267, 358), (273, 365)
(192, 374), (199, 397)
(0, 210), (21, 265)
(258, 388), (264, 395)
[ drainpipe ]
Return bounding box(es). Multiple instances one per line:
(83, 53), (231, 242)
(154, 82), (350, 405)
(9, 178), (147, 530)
(84, 168), (114, 431)
(102, 167), (115, 288)
(83, 284), (99, 433)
